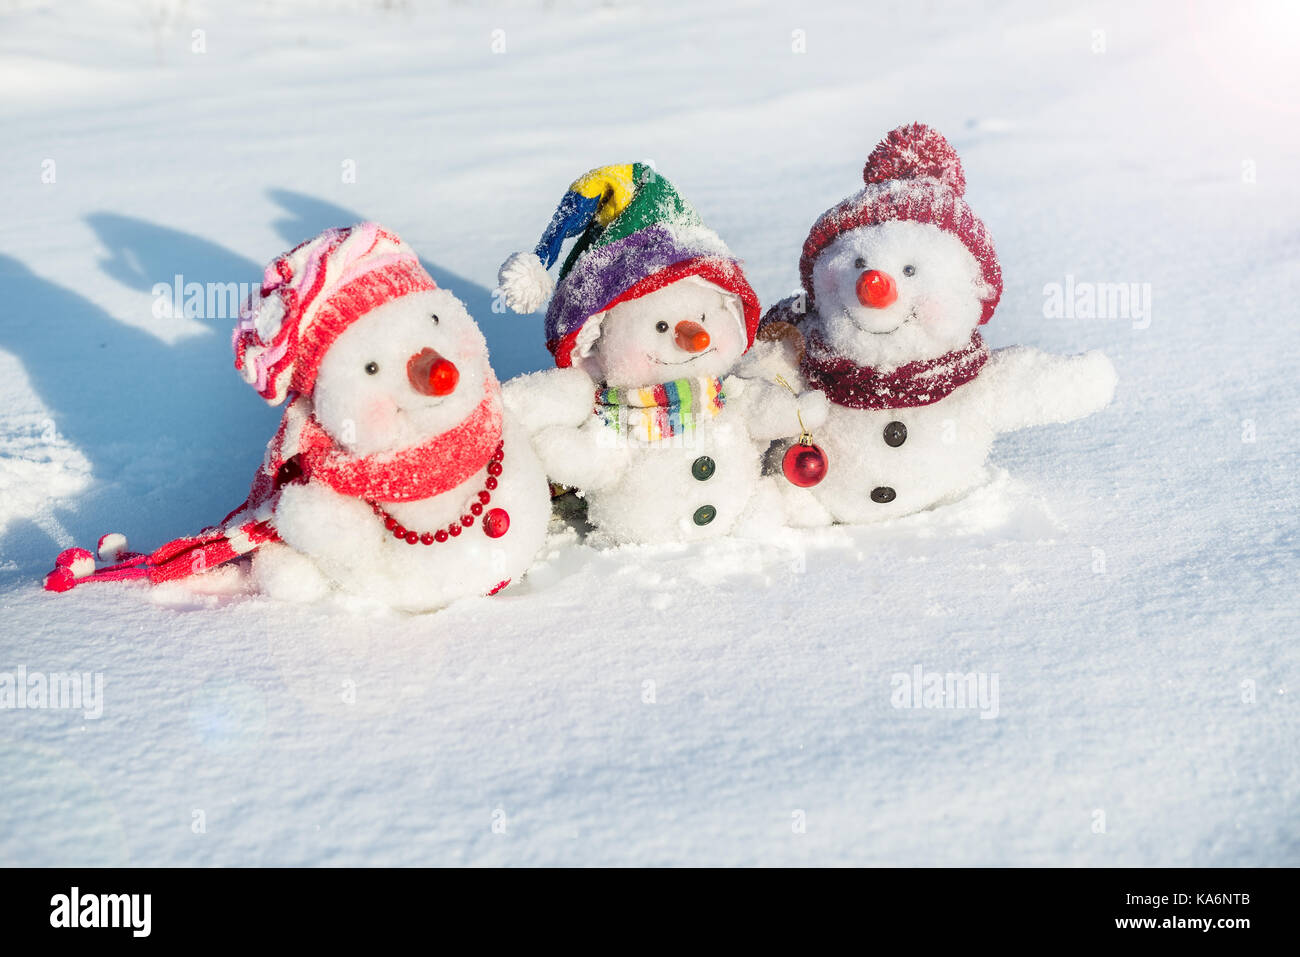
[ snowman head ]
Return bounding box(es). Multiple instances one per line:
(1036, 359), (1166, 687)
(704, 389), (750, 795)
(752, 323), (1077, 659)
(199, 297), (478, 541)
(573, 276), (748, 388)
(810, 220), (993, 369)
(496, 164), (760, 382)
(234, 224), (493, 456)
(313, 289), (490, 456)
(798, 123), (1002, 370)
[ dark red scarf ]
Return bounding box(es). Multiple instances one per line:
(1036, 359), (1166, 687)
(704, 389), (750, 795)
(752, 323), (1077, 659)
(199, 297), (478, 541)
(801, 331), (989, 410)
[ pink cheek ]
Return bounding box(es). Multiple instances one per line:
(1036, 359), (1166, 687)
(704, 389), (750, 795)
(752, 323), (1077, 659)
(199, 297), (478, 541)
(629, 355), (659, 380)
(910, 296), (942, 325)
(603, 353), (649, 384)
(361, 396), (400, 437)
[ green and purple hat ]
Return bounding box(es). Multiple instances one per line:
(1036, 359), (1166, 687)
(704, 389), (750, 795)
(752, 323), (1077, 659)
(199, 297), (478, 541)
(497, 163), (760, 369)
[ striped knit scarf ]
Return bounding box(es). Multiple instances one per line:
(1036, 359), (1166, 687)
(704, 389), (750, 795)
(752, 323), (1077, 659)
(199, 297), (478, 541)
(595, 376), (725, 442)
(44, 376), (503, 591)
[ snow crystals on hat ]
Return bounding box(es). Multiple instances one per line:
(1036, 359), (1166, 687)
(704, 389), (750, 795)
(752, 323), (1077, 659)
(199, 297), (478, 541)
(233, 222), (438, 405)
(801, 123), (1002, 325)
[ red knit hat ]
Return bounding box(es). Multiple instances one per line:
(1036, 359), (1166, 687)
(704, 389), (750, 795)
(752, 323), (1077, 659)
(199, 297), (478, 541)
(800, 123), (1002, 324)
(233, 222), (437, 405)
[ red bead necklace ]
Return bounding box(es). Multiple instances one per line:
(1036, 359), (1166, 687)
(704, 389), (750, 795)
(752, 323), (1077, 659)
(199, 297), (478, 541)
(368, 441), (510, 545)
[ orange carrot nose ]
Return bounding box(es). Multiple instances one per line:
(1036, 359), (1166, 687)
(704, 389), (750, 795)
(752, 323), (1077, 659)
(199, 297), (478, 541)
(674, 320), (711, 353)
(407, 348), (459, 397)
(856, 269), (898, 309)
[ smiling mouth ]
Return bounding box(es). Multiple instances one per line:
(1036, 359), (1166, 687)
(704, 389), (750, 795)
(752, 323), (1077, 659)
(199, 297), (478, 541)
(648, 347), (717, 365)
(394, 395), (450, 419)
(850, 307), (918, 336)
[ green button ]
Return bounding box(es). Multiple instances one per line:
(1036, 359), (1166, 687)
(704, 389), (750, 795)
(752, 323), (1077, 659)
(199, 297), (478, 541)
(693, 505), (716, 526)
(691, 456), (716, 481)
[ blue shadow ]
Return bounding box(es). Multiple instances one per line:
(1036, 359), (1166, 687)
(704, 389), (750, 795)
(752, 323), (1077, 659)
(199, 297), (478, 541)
(0, 195), (554, 575)
(267, 189), (553, 380)
(0, 224), (278, 573)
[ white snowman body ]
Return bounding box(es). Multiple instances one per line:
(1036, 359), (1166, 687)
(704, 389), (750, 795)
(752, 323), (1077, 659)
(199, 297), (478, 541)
(786, 386), (992, 525)
(507, 277), (824, 544)
(559, 387), (765, 543)
(252, 288), (551, 611)
(766, 220), (1115, 526)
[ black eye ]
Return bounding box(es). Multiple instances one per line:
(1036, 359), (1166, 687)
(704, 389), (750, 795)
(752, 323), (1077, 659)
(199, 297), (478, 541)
(430, 314), (440, 324)
(902, 265), (916, 277)
(655, 321), (669, 333)
(854, 257), (866, 270)
(364, 362), (379, 375)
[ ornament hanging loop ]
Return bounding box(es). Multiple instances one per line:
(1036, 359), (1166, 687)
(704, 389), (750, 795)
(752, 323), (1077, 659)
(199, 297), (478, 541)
(775, 374), (814, 446)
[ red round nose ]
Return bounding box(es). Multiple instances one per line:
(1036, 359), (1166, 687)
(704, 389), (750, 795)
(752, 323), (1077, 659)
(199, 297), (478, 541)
(856, 269), (898, 309)
(674, 320), (711, 353)
(407, 348), (459, 397)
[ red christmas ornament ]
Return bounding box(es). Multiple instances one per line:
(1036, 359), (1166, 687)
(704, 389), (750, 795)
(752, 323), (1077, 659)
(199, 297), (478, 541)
(783, 440), (828, 488)
(774, 374), (829, 488)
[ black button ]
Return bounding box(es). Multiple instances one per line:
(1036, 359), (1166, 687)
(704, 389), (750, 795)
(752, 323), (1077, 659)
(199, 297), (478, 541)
(883, 421), (907, 447)
(691, 456), (716, 481)
(693, 505), (716, 526)
(870, 486), (896, 504)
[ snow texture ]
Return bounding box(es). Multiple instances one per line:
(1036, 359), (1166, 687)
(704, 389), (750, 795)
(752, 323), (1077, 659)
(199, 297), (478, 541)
(1, 0), (1297, 866)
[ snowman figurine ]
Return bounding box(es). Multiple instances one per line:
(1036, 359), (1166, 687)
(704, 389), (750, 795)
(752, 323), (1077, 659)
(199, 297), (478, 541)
(497, 164), (824, 544)
(751, 124), (1117, 526)
(44, 224), (551, 612)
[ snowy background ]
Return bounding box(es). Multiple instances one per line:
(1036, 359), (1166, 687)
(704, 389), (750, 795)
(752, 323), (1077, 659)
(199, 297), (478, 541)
(1, 0), (1297, 865)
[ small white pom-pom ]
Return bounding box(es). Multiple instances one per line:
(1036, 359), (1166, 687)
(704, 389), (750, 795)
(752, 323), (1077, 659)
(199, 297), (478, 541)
(97, 532), (129, 563)
(497, 251), (554, 314)
(253, 290), (287, 341)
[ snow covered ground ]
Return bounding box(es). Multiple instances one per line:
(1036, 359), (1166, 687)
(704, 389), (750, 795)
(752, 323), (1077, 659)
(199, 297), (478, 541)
(1, 0), (1297, 866)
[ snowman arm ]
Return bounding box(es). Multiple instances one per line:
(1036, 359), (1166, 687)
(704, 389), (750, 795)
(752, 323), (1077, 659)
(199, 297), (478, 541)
(977, 346), (1117, 434)
(273, 481), (385, 565)
(533, 418), (629, 491)
(734, 333), (804, 384)
(501, 367), (598, 434)
(724, 375), (829, 441)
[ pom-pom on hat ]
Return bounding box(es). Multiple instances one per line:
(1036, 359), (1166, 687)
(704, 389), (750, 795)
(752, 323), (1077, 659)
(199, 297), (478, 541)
(233, 222), (437, 405)
(800, 123), (1002, 324)
(497, 163), (761, 369)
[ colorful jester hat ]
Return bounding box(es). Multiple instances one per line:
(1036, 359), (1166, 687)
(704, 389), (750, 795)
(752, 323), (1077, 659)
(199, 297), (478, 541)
(497, 163), (761, 370)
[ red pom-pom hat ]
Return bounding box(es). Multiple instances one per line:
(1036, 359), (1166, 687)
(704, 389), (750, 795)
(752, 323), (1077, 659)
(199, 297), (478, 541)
(233, 222), (438, 406)
(799, 123), (1002, 325)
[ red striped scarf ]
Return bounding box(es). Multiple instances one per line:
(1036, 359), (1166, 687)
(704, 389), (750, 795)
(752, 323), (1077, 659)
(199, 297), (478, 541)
(45, 376), (502, 590)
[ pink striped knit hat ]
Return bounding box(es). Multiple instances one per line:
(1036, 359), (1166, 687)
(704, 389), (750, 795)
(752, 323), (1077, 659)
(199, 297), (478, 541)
(233, 222), (437, 405)
(800, 123), (1002, 324)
